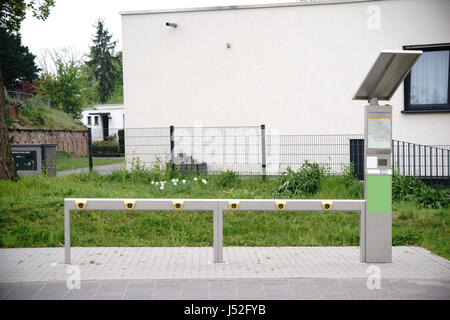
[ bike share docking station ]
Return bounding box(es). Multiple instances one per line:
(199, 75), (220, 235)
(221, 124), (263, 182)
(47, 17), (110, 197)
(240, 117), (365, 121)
(64, 50), (422, 265)
(354, 50), (422, 262)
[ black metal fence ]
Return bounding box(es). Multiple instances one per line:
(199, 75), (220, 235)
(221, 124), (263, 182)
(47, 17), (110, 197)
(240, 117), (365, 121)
(87, 126), (449, 185)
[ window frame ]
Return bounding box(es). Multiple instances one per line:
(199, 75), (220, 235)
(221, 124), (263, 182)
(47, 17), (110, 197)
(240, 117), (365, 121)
(403, 44), (450, 113)
(87, 116), (91, 125)
(94, 116), (99, 125)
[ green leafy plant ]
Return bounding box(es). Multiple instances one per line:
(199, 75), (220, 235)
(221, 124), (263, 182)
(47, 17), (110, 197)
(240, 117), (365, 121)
(274, 161), (326, 196)
(392, 171), (449, 208)
(92, 140), (119, 155)
(212, 170), (240, 188)
(20, 102), (52, 126)
(340, 164), (364, 199)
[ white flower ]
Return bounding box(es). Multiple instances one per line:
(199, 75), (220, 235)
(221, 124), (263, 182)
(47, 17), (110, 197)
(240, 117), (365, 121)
(182, 179), (187, 184)
(151, 181), (154, 185)
(160, 185), (164, 190)
(202, 179), (207, 184)
(172, 178), (176, 182)
(155, 181), (159, 185)
(173, 182), (177, 186)
(194, 177), (198, 181)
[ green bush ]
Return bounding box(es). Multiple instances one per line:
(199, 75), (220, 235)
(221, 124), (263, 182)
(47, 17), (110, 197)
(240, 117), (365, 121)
(392, 171), (449, 209)
(212, 170), (240, 188)
(92, 140), (120, 155)
(341, 164), (364, 199)
(274, 161), (326, 196)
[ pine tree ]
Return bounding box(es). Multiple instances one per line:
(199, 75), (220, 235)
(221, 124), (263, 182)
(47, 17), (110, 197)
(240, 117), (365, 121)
(87, 19), (119, 103)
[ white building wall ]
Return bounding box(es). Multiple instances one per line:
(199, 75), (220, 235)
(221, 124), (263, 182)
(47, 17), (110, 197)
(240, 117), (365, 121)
(121, 0), (450, 173)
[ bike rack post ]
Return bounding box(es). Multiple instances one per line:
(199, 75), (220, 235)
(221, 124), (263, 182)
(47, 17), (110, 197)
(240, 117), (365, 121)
(64, 198), (366, 265)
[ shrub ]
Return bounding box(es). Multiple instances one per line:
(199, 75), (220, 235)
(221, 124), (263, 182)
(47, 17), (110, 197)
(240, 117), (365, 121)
(392, 171), (449, 208)
(92, 140), (119, 156)
(213, 170), (240, 188)
(341, 164), (364, 198)
(274, 161), (326, 196)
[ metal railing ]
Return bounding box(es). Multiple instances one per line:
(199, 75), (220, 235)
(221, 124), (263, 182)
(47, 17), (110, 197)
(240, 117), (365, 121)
(392, 140), (450, 179)
(6, 90), (51, 107)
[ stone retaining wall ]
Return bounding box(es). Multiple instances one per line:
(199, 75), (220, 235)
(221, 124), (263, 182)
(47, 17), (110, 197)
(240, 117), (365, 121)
(9, 129), (88, 156)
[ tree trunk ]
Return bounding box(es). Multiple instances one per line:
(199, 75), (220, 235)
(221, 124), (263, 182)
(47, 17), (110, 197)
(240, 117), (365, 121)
(0, 66), (16, 180)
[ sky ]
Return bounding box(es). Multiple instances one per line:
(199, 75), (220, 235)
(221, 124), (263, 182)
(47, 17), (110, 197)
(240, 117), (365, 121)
(20, 0), (295, 67)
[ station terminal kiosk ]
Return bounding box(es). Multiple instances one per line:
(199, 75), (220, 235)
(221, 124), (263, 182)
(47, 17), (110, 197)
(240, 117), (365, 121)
(353, 50), (422, 263)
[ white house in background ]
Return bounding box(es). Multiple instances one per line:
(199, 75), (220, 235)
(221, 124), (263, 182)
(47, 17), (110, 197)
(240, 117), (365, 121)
(81, 104), (124, 141)
(120, 0), (450, 145)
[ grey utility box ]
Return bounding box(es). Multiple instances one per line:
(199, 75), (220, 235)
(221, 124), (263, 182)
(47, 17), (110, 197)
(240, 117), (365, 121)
(11, 144), (57, 176)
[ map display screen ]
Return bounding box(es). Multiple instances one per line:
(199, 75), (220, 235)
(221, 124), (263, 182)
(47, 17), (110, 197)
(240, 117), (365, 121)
(368, 118), (391, 149)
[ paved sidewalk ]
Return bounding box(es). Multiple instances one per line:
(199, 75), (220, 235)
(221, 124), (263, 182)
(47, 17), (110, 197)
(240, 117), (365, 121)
(1, 278), (449, 300)
(1, 246), (449, 300)
(1, 246), (449, 283)
(57, 162), (125, 176)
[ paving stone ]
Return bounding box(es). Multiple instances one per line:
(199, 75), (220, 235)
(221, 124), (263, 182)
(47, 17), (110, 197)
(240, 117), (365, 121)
(389, 281), (429, 295)
(209, 281), (237, 300)
(289, 279), (322, 300)
(262, 281), (293, 300)
(94, 280), (128, 300)
(236, 281), (265, 300)
(181, 280), (209, 300)
(64, 281), (101, 300)
(153, 281), (182, 300)
(33, 282), (68, 300)
(3, 283), (44, 300)
(0, 284), (15, 299)
(123, 280), (154, 300)
(315, 280), (350, 300)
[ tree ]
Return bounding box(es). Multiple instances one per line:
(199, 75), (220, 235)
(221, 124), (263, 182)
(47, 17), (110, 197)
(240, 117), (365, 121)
(0, 0), (55, 180)
(0, 0), (55, 33)
(36, 60), (84, 119)
(87, 19), (119, 103)
(0, 29), (39, 89)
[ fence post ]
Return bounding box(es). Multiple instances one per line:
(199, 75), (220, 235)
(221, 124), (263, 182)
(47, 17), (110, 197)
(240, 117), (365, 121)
(88, 127), (93, 172)
(261, 124), (266, 178)
(170, 125), (175, 171)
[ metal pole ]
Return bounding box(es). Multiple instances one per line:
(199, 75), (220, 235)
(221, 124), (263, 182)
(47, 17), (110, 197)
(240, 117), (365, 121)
(392, 140), (394, 173)
(408, 143), (410, 176)
(213, 201), (223, 263)
(402, 142), (405, 176)
(261, 124), (266, 178)
(360, 200), (366, 263)
(87, 128), (93, 172)
(170, 125), (175, 172)
(430, 147), (432, 178)
(419, 145), (421, 177)
(424, 147), (427, 177)
(64, 206), (71, 264)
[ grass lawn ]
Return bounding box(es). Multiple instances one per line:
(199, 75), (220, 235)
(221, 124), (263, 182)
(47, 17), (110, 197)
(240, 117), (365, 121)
(56, 151), (124, 172)
(0, 171), (448, 259)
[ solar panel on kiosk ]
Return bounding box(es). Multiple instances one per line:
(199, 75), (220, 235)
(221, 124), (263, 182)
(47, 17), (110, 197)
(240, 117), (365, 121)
(353, 50), (422, 101)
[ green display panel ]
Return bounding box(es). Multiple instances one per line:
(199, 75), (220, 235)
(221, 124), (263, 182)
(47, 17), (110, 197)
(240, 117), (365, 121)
(367, 175), (391, 212)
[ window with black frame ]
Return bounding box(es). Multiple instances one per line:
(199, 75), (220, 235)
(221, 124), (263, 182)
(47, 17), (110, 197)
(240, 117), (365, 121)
(403, 44), (450, 113)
